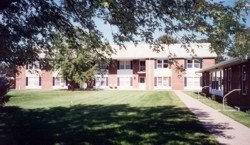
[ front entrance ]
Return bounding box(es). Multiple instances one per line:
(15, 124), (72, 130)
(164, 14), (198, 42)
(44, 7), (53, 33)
(139, 76), (146, 90)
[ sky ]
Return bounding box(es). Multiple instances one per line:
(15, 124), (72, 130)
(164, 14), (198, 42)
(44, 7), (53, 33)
(95, 0), (250, 44)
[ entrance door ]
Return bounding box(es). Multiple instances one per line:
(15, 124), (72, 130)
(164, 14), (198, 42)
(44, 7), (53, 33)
(139, 76), (146, 90)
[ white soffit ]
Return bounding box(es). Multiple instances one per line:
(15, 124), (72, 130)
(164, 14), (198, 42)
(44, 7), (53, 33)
(196, 57), (247, 73)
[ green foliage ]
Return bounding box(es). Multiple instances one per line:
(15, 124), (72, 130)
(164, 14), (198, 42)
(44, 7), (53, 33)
(52, 29), (113, 84)
(157, 35), (179, 44)
(0, 0), (249, 69)
(0, 74), (10, 97)
(228, 28), (250, 57)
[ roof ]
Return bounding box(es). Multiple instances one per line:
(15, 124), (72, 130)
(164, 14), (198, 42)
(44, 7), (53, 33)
(196, 57), (249, 73)
(110, 43), (217, 59)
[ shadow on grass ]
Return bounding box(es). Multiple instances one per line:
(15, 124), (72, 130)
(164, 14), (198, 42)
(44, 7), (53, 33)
(0, 95), (11, 106)
(0, 105), (219, 145)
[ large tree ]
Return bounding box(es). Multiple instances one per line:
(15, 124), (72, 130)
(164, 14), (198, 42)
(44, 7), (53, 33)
(52, 28), (113, 88)
(0, 0), (249, 76)
(228, 28), (250, 57)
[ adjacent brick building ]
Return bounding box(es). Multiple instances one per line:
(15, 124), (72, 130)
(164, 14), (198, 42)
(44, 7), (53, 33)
(15, 43), (217, 90)
(197, 57), (250, 107)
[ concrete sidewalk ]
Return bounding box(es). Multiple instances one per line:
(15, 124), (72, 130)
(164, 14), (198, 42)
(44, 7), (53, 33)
(174, 91), (250, 145)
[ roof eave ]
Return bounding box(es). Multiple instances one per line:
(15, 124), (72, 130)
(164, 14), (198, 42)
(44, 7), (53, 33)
(196, 57), (248, 73)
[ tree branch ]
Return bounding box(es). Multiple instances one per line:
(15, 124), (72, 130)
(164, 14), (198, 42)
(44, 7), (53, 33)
(0, 0), (18, 10)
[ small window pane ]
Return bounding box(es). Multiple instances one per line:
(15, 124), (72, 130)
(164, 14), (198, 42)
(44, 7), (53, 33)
(163, 77), (168, 86)
(119, 61), (130, 69)
(157, 77), (162, 86)
(157, 60), (162, 68)
(28, 77), (34, 86)
(34, 62), (40, 69)
(28, 64), (33, 69)
(34, 77), (40, 86)
(139, 77), (145, 83)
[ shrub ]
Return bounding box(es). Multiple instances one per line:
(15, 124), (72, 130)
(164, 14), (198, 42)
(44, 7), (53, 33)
(0, 74), (10, 97)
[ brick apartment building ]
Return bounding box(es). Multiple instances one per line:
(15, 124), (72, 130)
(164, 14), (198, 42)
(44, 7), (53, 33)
(15, 43), (216, 90)
(197, 57), (250, 107)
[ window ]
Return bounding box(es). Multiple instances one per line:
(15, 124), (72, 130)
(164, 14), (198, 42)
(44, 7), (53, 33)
(242, 65), (248, 95)
(220, 70), (224, 91)
(186, 59), (202, 68)
(186, 77), (193, 86)
(119, 61), (131, 69)
(155, 77), (171, 87)
(185, 77), (201, 87)
(139, 61), (145, 71)
(194, 59), (200, 68)
(187, 60), (193, 68)
(193, 77), (201, 87)
(26, 77), (41, 86)
(228, 68), (232, 91)
(53, 77), (66, 86)
(224, 69), (227, 93)
(156, 59), (169, 68)
(157, 60), (162, 68)
(34, 61), (40, 69)
(139, 77), (145, 83)
(211, 72), (218, 89)
(95, 77), (108, 86)
(96, 63), (108, 75)
(26, 61), (40, 70)
(27, 64), (33, 69)
(118, 77), (132, 86)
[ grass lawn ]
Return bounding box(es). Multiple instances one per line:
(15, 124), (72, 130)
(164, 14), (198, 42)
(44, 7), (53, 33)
(0, 90), (218, 145)
(185, 91), (250, 128)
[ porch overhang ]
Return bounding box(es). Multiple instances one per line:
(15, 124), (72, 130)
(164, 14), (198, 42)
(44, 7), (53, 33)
(196, 57), (249, 73)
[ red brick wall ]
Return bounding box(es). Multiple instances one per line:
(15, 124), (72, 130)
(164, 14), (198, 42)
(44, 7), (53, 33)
(15, 66), (26, 89)
(171, 59), (185, 90)
(203, 58), (215, 68)
(108, 60), (117, 88)
(224, 62), (250, 106)
(41, 71), (53, 89)
(145, 59), (154, 90)
(132, 60), (139, 89)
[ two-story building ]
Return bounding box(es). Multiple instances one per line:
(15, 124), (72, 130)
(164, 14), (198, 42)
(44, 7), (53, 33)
(15, 43), (217, 90)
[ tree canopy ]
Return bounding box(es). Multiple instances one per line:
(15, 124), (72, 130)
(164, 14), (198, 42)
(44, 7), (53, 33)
(52, 28), (112, 86)
(157, 35), (179, 44)
(1, 0), (249, 80)
(228, 28), (250, 57)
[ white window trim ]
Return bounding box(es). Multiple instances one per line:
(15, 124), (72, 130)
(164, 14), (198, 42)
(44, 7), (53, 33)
(54, 77), (66, 87)
(242, 65), (247, 95)
(95, 77), (108, 87)
(156, 59), (169, 69)
(156, 77), (170, 87)
(186, 59), (201, 68)
(119, 61), (131, 70)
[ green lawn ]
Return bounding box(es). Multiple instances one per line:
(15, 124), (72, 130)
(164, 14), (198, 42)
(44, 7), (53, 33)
(185, 91), (250, 128)
(0, 90), (218, 145)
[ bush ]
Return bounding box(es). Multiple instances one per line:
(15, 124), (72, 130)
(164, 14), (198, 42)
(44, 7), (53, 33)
(0, 74), (10, 97)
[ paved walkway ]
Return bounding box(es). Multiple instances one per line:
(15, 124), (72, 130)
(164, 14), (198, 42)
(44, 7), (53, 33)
(174, 91), (250, 145)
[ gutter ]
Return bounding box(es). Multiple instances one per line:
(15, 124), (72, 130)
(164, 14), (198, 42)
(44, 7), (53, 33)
(196, 56), (249, 73)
